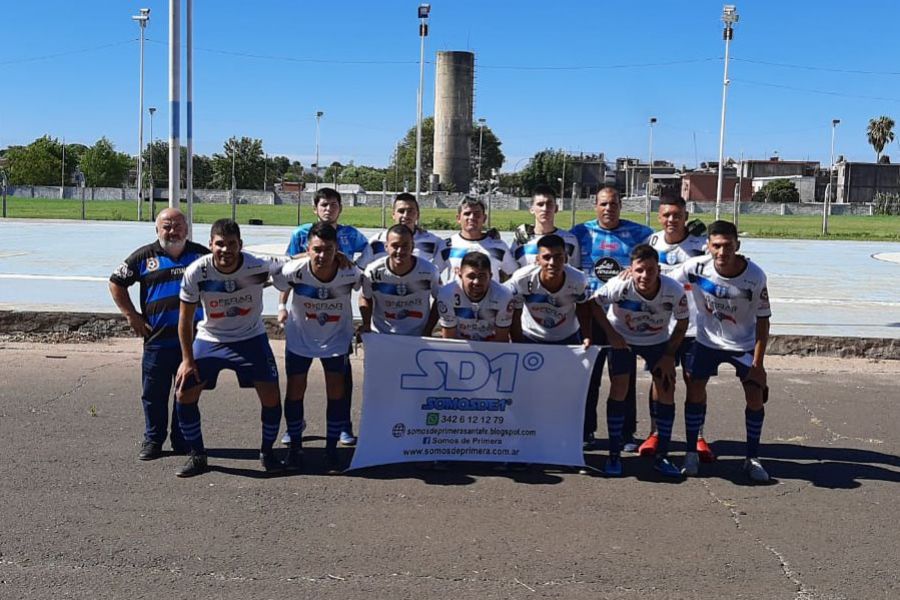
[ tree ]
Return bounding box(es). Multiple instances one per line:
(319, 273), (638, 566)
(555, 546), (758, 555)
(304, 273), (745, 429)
(192, 154), (214, 188)
(6, 136), (64, 185)
(78, 137), (132, 187)
(323, 161), (344, 186)
(751, 179), (799, 203)
(389, 117), (505, 191)
(211, 137), (265, 189)
(867, 116), (895, 162)
(518, 149), (577, 195)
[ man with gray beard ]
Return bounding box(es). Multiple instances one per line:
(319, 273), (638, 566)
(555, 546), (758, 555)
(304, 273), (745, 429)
(109, 208), (209, 460)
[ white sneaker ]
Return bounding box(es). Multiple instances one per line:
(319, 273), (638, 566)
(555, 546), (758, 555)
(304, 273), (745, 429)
(743, 458), (770, 483)
(681, 451), (700, 477)
(281, 419), (307, 446)
(339, 431), (357, 447)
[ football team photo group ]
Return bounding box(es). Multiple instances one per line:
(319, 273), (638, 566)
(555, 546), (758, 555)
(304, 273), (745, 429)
(110, 184), (773, 482)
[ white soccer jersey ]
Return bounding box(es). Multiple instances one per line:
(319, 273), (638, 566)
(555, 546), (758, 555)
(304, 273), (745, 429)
(357, 228), (446, 269)
(647, 230), (707, 337)
(504, 264), (589, 342)
(438, 233), (518, 284)
(594, 274), (690, 346)
(180, 252), (285, 343)
(437, 280), (515, 341)
(670, 255), (771, 353)
(361, 256), (440, 336)
(277, 257), (362, 358)
(509, 228), (580, 268)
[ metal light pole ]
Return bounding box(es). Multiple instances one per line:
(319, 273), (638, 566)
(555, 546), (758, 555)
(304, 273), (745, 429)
(646, 117), (657, 226)
(734, 150), (743, 227)
(415, 4), (430, 202)
(185, 0), (194, 234)
(133, 8), (150, 221)
(168, 0), (180, 210)
(477, 118), (486, 194)
(148, 107), (156, 219)
(314, 111), (324, 192)
(824, 118), (840, 235)
(231, 145), (236, 221)
(715, 4), (738, 221)
(60, 137), (66, 198)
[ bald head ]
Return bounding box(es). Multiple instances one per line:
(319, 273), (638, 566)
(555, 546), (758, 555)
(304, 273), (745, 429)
(156, 208), (188, 256)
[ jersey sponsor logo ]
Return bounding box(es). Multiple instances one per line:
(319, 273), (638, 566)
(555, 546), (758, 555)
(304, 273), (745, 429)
(593, 257), (622, 282)
(306, 311), (341, 325)
(599, 241), (621, 251)
(146, 257), (160, 272)
(624, 313), (665, 333)
(113, 263), (132, 279)
(385, 309), (424, 320)
(209, 305), (252, 319)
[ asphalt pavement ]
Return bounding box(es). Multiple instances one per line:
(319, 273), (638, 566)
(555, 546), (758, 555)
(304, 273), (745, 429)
(1, 338), (898, 599)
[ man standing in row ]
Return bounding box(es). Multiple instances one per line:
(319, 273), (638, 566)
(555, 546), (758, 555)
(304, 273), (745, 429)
(357, 193), (445, 268)
(571, 187), (652, 451)
(109, 208), (209, 460)
(280, 187), (367, 448)
(438, 196), (518, 284)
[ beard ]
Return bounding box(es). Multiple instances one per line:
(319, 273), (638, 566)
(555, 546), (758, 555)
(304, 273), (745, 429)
(159, 237), (186, 254)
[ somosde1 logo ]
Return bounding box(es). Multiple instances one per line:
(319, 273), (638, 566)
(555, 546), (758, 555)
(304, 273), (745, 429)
(400, 349), (545, 393)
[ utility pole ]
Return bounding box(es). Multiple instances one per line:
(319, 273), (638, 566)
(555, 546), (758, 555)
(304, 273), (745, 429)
(824, 119), (840, 235)
(168, 0), (180, 211)
(415, 4), (431, 202)
(133, 8), (150, 221)
(185, 0), (193, 235)
(715, 4), (739, 220)
(646, 117), (657, 226)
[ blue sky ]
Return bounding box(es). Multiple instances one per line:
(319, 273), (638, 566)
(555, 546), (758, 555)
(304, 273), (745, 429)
(2, 1), (899, 170)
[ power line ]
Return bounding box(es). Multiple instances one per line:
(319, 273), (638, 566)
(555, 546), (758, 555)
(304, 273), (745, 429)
(733, 78), (900, 103)
(0, 39), (136, 67)
(732, 57), (900, 76)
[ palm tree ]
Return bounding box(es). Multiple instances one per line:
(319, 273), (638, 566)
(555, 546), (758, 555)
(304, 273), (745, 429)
(867, 116), (895, 161)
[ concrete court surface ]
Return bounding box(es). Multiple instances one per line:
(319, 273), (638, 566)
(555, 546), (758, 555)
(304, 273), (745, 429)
(1, 338), (899, 599)
(2, 219), (900, 338)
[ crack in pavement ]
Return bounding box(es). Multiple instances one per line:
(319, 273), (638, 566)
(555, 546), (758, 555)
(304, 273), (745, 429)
(700, 480), (819, 600)
(783, 386), (884, 446)
(40, 358), (132, 407)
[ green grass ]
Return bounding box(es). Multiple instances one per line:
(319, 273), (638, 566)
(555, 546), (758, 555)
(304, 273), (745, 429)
(2, 197), (899, 241)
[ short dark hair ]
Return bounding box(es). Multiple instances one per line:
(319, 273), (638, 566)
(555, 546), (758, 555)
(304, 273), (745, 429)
(386, 223), (414, 240)
(313, 187), (341, 207)
(596, 185), (620, 202)
(460, 251), (492, 273)
(659, 194), (687, 209)
(457, 196), (486, 214)
(532, 184), (557, 201)
(308, 221), (338, 243)
(210, 218), (241, 240)
(393, 192), (418, 209)
(537, 234), (565, 252)
(707, 220), (738, 240)
(630, 243), (659, 263)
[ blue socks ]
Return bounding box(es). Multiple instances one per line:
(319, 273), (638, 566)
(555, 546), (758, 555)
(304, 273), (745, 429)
(606, 399), (625, 457)
(177, 402), (205, 454)
(261, 405), (282, 452)
(655, 403), (675, 458)
(326, 397), (350, 452)
(284, 398), (304, 444)
(685, 402), (706, 452)
(745, 407), (765, 458)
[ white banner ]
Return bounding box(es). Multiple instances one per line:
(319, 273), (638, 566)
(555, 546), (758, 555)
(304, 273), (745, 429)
(349, 334), (599, 470)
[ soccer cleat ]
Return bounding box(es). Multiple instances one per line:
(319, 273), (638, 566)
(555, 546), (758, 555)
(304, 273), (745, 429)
(282, 447), (305, 471)
(681, 451), (700, 477)
(622, 437), (639, 453)
(638, 433), (659, 457)
(603, 456), (623, 477)
(175, 452), (208, 478)
(743, 458), (770, 483)
(323, 451), (343, 475)
(260, 450), (285, 474)
(582, 433), (598, 451)
(697, 437), (716, 463)
(654, 457), (683, 478)
(281, 419), (307, 447)
(138, 440), (163, 461)
(339, 431), (357, 447)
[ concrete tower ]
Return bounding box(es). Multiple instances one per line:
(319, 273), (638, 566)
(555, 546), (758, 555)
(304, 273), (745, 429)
(433, 51), (474, 193)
